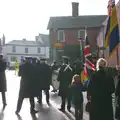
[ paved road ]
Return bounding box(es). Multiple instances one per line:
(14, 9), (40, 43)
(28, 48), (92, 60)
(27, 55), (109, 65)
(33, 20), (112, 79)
(0, 71), (89, 120)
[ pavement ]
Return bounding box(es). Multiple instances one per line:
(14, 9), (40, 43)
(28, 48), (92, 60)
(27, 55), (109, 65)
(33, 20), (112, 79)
(0, 70), (89, 120)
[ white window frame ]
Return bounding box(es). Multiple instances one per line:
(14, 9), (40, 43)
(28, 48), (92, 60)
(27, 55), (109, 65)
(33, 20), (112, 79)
(25, 47), (28, 53)
(37, 47), (41, 53)
(12, 45), (16, 53)
(77, 30), (86, 40)
(57, 30), (65, 42)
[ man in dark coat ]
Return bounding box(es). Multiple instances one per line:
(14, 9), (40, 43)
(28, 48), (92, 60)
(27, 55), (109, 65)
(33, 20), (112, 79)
(15, 57), (39, 114)
(88, 58), (115, 120)
(73, 57), (83, 75)
(115, 66), (120, 120)
(37, 58), (52, 105)
(0, 54), (7, 108)
(58, 56), (73, 112)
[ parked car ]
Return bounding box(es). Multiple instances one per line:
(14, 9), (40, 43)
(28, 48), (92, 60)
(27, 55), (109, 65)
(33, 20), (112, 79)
(9, 61), (15, 70)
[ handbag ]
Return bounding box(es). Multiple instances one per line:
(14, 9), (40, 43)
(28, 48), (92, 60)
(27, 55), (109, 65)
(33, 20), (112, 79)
(85, 101), (91, 112)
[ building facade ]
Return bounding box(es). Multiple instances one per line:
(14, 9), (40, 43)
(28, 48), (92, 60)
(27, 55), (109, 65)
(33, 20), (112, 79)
(97, 1), (120, 67)
(47, 2), (107, 62)
(6, 35), (50, 62)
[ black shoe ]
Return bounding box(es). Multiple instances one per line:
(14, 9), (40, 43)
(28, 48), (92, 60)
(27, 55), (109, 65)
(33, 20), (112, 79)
(15, 110), (19, 114)
(47, 101), (50, 106)
(37, 100), (42, 104)
(58, 108), (65, 112)
(67, 106), (71, 112)
(30, 110), (39, 114)
(2, 103), (7, 110)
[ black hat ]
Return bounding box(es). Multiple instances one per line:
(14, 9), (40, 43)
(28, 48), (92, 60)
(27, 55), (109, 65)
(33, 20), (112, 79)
(25, 56), (32, 60)
(62, 56), (70, 60)
(40, 58), (46, 61)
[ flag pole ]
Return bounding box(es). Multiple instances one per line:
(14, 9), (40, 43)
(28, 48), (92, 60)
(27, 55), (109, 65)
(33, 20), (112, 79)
(116, 47), (119, 65)
(102, 25), (105, 58)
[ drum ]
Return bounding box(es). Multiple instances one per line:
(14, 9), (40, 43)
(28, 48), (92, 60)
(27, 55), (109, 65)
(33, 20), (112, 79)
(52, 70), (60, 90)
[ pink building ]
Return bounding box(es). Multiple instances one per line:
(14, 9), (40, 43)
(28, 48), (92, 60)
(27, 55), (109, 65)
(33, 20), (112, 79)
(97, 1), (120, 67)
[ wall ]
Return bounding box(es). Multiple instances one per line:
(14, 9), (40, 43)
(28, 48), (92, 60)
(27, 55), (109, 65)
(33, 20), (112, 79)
(50, 27), (100, 60)
(51, 28), (100, 46)
(6, 45), (50, 62)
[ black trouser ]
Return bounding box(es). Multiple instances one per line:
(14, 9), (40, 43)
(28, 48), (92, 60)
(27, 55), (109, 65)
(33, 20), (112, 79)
(16, 96), (35, 112)
(38, 89), (49, 103)
(61, 96), (71, 110)
(1, 92), (6, 104)
(75, 103), (83, 120)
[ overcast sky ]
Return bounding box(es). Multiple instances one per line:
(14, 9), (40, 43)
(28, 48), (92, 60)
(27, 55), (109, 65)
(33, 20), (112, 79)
(0, 0), (119, 42)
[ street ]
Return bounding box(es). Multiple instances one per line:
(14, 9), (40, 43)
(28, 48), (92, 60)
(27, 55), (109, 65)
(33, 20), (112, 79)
(0, 71), (89, 120)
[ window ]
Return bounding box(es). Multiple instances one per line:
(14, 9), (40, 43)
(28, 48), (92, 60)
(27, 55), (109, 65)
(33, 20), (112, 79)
(57, 30), (65, 42)
(78, 30), (85, 40)
(37, 48), (41, 53)
(25, 48), (28, 53)
(12, 46), (16, 53)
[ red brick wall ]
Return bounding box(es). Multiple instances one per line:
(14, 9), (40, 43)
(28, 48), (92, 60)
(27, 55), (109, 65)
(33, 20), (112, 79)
(50, 27), (100, 47)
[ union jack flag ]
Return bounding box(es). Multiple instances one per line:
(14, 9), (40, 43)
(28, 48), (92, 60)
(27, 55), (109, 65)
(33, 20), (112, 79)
(84, 36), (96, 71)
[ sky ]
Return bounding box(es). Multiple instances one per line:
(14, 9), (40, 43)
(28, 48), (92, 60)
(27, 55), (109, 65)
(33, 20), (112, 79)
(0, 0), (119, 43)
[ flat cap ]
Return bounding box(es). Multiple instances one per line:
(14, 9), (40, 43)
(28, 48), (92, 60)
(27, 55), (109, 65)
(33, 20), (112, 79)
(25, 56), (32, 60)
(62, 56), (70, 60)
(40, 58), (46, 61)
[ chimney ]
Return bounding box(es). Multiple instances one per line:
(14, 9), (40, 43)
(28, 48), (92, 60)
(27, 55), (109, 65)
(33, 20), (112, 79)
(23, 38), (26, 41)
(35, 36), (38, 41)
(72, 2), (79, 17)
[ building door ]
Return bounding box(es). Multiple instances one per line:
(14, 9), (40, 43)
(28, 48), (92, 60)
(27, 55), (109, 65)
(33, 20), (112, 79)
(57, 49), (64, 62)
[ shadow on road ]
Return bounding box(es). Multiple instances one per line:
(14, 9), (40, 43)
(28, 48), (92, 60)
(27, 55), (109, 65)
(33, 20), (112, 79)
(0, 112), (4, 120)
(16, 114), (23, 120)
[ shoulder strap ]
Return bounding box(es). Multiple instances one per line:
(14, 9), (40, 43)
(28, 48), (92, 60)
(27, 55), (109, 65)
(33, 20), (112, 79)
(63, 64), (72, 72)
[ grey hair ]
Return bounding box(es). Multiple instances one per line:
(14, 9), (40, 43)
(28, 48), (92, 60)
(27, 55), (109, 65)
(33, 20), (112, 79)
(96, 58), (107, 71)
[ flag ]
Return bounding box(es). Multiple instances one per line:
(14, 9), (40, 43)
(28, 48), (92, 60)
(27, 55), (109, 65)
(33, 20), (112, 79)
(104, 0), (112, 48)
(84, 36), (96, 71)
(81, 65), (88, 85)
(109, 0), (120, 57)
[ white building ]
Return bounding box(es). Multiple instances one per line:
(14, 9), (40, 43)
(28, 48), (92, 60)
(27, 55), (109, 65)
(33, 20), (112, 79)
(5, 34), (50, 62)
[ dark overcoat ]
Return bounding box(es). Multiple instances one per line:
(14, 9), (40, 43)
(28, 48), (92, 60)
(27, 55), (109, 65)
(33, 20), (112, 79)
(18, 62), (39, 98)
(38, 63), (52, 90)
(115, 75), (120, 119)
(88, 69), (115, 120)
(58, 64), (73, 97)
(0, 61), (7, 92)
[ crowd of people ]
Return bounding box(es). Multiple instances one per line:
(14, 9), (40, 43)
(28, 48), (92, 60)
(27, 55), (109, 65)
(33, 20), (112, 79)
(0, 54), (120, 120)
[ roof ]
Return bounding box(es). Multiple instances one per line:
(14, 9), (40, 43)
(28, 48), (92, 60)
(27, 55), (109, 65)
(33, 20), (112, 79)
(38, 34), (50, 46)
(47, 15), (107, 29)
(6, 40), (45, 47)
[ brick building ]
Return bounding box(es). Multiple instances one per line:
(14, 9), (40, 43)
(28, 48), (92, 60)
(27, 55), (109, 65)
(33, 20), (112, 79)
(47, 2), (107, 62)
(97, 1), (120, 67)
